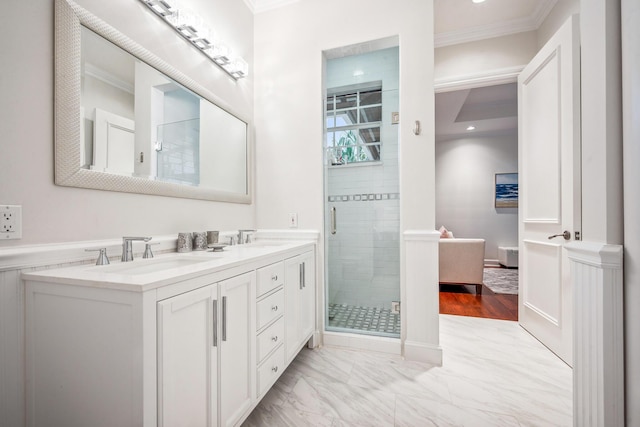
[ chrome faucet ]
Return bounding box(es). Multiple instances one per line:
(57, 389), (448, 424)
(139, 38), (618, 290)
(237, 229), (256, 245)
(121, 236), (152, 262)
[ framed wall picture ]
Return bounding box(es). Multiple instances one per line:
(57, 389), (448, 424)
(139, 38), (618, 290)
(495, 173), (518, 208)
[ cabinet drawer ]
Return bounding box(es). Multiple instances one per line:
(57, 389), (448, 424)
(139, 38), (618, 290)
(257, 345), (285, 397)
(256, 262), (284, 297)
(256, 289), (284, 330)
(257, 317), (284, 363)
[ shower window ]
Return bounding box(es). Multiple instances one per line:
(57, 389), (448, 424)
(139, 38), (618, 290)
(326, 84), (382, 165)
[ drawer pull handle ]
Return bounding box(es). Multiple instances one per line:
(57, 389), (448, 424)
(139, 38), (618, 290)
(272, 335), (278, 342)
(271, 274), (278, 281)
(272, 366), (278, 373)
(271, 305), (278, 311)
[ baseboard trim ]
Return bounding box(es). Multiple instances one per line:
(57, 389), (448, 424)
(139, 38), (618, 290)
(484, 259), (500, 267)
(403, 340), (443, 365)
(322, 332), (401, 355)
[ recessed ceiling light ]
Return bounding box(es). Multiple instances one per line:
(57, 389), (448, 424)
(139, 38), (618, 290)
(467, 125), (476, 131)
(472, 0), (486, 3)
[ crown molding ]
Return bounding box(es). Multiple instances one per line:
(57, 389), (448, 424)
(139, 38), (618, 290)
(532, 0), (559, 28)
(84, 63), (134, 94)
(434, 65), (524, 93)
(435, 16), (537, 48)
(244, 0), (301, 14)
(242, 0), (255, 13)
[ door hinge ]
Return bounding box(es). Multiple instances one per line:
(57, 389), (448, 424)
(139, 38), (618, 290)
(391, 301), (400, 314)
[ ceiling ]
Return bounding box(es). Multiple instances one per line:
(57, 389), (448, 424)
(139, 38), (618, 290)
(435, 83), (517, 141)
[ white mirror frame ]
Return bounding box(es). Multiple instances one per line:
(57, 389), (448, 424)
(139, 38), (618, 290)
(55, 0), (252, 203)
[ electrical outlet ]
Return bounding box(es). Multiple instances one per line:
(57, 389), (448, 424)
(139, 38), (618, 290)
(288, 213), (298, 228)
(391, 301), (400, 314)
(1, 205), (22, 239)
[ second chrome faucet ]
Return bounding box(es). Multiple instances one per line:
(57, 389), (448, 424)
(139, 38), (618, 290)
(121, 236), (152, 262)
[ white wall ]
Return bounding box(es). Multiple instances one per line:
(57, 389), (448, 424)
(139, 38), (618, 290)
(622, 0), (640, 422)
(436, 133), (518, 261)
(254, 0), (434, 232)
(580, 0), (623, 245)
(538, 0), (581, 48)
(0, 0), (255, 247)
(254, 0), (436, 358)
(435, 31), (538, 82)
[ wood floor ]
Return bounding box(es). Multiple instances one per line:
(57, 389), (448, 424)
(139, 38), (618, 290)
(439, 284), (518, 321)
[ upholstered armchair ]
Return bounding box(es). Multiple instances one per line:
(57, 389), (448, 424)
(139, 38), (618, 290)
(438, 238), (486, 294)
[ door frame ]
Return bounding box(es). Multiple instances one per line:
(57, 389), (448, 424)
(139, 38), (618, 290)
(434, 67), (524, 318)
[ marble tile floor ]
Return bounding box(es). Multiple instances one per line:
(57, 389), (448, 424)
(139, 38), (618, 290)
(243, 314), (572, 427)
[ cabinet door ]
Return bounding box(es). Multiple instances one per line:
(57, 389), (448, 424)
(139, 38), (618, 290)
(219, 272), (255, 427)
(299, 251), (315, 341)
(157, 285), (217, 427)
(285, 251), (316, 363)
(284, 256), (303, 363)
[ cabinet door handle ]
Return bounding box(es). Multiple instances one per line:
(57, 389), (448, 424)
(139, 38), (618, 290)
(302, 262), (306, 288)
(212, 299), (218, 347)
(299, 263), (303, 290)
(222, 296), (227, 342)
(271, 305), (278, 312)
(272, 335), (278, 342)
(272, 366), (278, 373)
(271, 274), (278, 281)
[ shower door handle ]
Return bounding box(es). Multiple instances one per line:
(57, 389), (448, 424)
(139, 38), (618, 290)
(331, 207), (337, 235)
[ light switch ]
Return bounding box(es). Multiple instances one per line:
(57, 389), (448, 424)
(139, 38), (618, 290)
(288, 213), (298, 228)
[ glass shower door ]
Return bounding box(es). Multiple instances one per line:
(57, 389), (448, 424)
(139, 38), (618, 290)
(324, 46), (400, 338)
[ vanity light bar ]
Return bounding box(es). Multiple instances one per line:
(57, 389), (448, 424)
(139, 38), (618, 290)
(139, 0), (248, 80)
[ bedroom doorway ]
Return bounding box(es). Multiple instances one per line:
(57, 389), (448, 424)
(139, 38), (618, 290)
(434, 82), (519, 321)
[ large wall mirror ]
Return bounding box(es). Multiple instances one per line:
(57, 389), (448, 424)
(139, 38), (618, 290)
(55, 0), (251, 203)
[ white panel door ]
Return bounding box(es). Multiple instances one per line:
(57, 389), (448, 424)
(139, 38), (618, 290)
(518, 15), (581, 366)
(219, 272), (255, 427)
(157, 285), (217, 427)
(92, 108), (135, 175)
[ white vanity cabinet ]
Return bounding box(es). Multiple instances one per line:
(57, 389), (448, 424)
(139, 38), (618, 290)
(23, 241), (316, 427)
(284, 250), (315, 363)
(157, 272), (254, 427)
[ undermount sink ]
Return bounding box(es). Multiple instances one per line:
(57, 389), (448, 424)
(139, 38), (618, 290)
(244, 241), (287, 248)
(96, 256), (213, 275)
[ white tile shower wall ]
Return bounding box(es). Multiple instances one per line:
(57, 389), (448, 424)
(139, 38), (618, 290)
(326, 47), (399, 92)
(326, 47), (400, 311)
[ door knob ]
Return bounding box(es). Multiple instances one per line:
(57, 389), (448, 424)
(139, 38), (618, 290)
(548, 231), (571, 240)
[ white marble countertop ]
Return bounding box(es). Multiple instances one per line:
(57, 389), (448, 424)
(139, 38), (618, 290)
(21, 240), (315, 292)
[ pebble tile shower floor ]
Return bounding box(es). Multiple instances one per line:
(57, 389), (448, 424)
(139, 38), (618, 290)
(328, 303), (401, 335)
